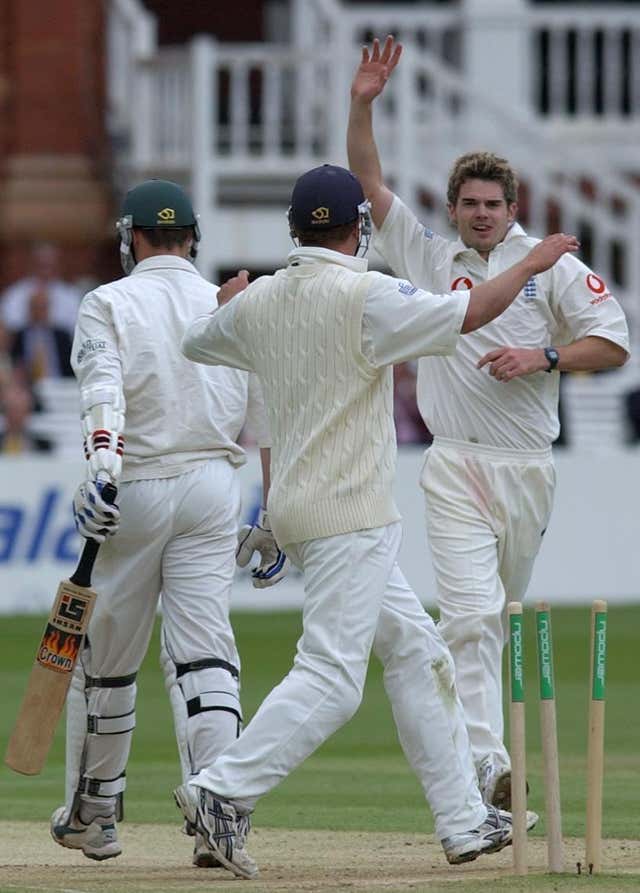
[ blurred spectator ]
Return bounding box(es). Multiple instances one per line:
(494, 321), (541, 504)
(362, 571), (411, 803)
(0, 381), (52, 453)
(393, 362), (432, 445)
(10, 287), (74, 386)
(625, 387), (640, 442)
(0, 243), (81, 336)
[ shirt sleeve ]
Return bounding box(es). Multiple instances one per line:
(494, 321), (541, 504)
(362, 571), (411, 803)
(181, 298), (255, 371)
(71, 290), (124, 403)
(244, 372), (272, 448)
(550, 255), (630, 353)
(373, 194), (450, 287)
(361, 272), (470, 368)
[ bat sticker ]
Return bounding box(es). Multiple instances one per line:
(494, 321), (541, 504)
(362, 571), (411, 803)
(51, 590), (93, 634)
(37, 625), (82, 674)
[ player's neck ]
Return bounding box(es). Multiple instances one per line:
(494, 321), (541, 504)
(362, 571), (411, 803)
(134, 245), (190, 263)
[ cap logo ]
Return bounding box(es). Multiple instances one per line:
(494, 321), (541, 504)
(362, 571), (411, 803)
(311, 206), (330, 223)
(157, 207), (176, 223)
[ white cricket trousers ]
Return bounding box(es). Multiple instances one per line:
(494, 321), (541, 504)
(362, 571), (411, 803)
(421, 437), (555, 770)
(65, 458), (242, 813)
(194, 521), (486, 840)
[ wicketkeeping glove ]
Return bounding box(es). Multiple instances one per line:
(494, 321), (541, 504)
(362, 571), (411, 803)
(236, 509), (289, 589)
(73, 479), (121, 543)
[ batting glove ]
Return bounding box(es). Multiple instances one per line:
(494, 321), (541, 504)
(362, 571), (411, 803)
(73, 480), (121, 543)
(236, 509), (289, 589)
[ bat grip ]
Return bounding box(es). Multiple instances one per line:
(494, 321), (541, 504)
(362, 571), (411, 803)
(69, 482), (118, 588)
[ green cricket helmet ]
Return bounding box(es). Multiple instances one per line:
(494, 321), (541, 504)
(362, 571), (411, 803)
(116, 179), (201, 274)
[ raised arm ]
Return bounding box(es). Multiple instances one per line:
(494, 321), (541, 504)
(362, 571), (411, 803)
(347, 36), (402, 229)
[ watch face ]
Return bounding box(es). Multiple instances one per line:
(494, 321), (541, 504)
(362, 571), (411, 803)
(545, 348), (559, 370)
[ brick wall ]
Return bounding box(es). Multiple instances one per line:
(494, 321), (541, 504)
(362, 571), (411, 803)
(0, 0), (117, 290)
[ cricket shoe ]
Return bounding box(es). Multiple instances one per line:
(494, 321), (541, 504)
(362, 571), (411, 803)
(50, 806), (121, 861)
(192, 814), (252, 868)
(441, 804), (538, 865)
(174, 783), (258, 879)
(477, 755), (529, 811)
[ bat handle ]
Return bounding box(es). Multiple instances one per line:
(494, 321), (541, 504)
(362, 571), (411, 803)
(69, 482), (118, 588)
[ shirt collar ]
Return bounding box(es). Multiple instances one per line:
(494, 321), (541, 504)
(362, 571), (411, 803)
(130, 255), (201, 276)
(287, 245), (368, 273)
(452, 222), (528, 260)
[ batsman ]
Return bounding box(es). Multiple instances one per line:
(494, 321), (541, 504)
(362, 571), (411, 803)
(49, 179), (281, 864)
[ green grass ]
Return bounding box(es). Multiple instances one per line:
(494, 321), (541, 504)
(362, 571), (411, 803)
(0, 606), (638, 840)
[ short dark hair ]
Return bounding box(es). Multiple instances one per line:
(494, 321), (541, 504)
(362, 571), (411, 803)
(135, 226), (194, 249)
(295, 221), (357, 247)
(447, 152), (519, 207)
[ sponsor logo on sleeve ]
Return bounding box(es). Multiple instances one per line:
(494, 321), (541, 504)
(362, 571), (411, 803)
(398, 281), (418, 296)
(586, 273), (612, 305)
(451, 276), (474, 290)
(76, 339), (107, 364)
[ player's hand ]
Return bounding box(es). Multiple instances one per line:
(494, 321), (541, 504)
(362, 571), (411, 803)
(351, 35), (403, 104)
(73, 480), (121, 543)
(477, 346), (549, 381)
(525, 234), (580, 275)
(218, 270), (249, 307)
(236, 509), (289, 589)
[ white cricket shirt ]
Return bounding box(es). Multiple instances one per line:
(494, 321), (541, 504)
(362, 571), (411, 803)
(375, 196), (630, 449)
(182, 247), (469, 545)
(72, 255), (270, 482)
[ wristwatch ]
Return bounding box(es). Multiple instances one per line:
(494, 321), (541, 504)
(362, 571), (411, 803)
(544, 346), (560, 372)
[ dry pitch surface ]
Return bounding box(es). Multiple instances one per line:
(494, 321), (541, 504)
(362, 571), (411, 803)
(1, 823), (639, 893)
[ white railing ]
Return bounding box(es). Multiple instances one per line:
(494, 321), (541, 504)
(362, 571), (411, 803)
(529, 5), (640, 118)
(115, 0), (640, 174)
(106, 0), (156, 146)
(131, 47), (192, 171)
(129, 41), (340, 176)
(294, 0), (461, 66)
(292, 0), (640, 167)
(297, 0), (640, 126)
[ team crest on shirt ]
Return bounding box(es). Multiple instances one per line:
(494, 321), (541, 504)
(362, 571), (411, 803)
(423, 227), (435, 239)
(523, 277), (537, 299)
(398, 281), (418, 296)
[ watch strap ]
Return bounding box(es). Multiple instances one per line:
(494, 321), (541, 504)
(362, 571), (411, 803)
(544, 346), (559, 372)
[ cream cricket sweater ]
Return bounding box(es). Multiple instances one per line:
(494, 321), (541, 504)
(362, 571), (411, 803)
(233, 258), (401, 548)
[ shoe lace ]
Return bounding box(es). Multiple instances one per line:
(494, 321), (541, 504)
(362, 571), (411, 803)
(484, 804), (501, 830)
(235, 813), (251, 848)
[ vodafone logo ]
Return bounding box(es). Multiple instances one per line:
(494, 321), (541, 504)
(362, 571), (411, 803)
(586, 273), (606, 295)
(586, 273), (612, 305)
(451, 276), (473, 290)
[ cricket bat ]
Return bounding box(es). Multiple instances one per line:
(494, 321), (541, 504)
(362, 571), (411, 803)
(5, 482), (117, 775)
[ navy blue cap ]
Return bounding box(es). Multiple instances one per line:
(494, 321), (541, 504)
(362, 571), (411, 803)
(289, 164), (365, 230)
